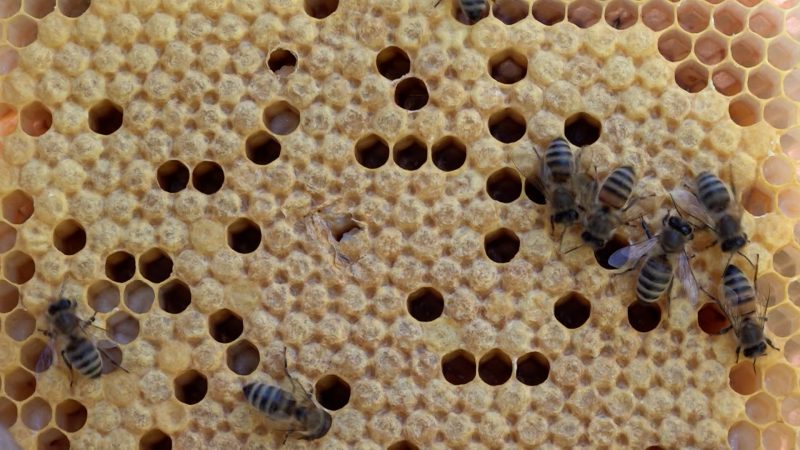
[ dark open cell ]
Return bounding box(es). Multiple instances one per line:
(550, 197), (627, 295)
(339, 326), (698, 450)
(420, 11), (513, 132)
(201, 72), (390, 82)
(55, 399), (87, 432)
(158, 280), (191, 314)
(478, 349), (513, 386)
(627, 300), (661, 332)
(192, 161), (224, 195)
(59, 0), (91, 18)
(593, 234), (629, 269)
(605, 0), (638, 29)
(355, 134), (390, 169)
(3, 250), (35, 284)
(268, 48), (297, 74)
(88, 279), (120, 313)
(106, 251), (136, 283)
(0, 280), (19, 312)
(492, 0), (529, 25)
(515, 351), (550, 386)
(6, 309), (35, 341)
(20, 101), (52, 137)
(489, 108), (526, 143)
(53, 219), (86, 255)
(304, 0), (338, 19)
(388, 442), (420, 450)
(245, 131), (281, 165)
(698, 301), (730, 335)
(554, 292), (591, 329)
(156, 160), (190, 193)
(21, 338), (49, 373)
(37, 428), (69, 450)
(209, 309), (244, 344)
(227, 218), (261, 254)
(315, 374), (350, 410)
(431, 136), (466, 172)
(0, 397), (16, 428)
(489, 50), (528, 84)
(226, 339), (260, 375)
(395, 77), (429, 111)
(263, 101), (300, 135)
(484, 228), (520, 263)
(2, 189), (34, 224)
(0, 221), (16, 253)
(88, 100), (123, 135)
(125, 280), (155, 314)
(174, 370), (208, 405)
(567, 0), (602, 28)
(487, 168), (523, 203)
(524, 178), (547, 205)
(24, 0), (54, 19)
(107, 311), (140, 344)
(140, 429), (172, 450)
(5, 368), (35, 401)
(98, 340), (124, 375)
(441, 349), (476, 385)
(564, 112), (601, 146)
(407, 287), (444, 322)
(532, 0), (566, 25)
(393, 136), (427, 171)
(139, 248), (173, 283)
(376, 46), (411, 80)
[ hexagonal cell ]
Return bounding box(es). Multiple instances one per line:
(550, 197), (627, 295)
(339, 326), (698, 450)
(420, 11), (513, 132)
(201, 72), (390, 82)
(355, 134), (390, 169)
(209, 309), (244, 344)
(516, 351), (550, 386)
(728, 421), (760, 450)
(729, 361), (759, 395)
(20, 338), (49, 373)
(55, 399), (87, 432)
(764, 363), (797, 397)
(767, 303), (798, 338)
(763, 423), (796, 450)
(748, 66), (780, 100)
(5, 368), (35, 401)
(125, 280), (154, 314)
(0, 0), (20, 18)
(267, 48), (297, 75)
(20, 101), (52, 137)
(627, 300), (661, 332)
(786, 335), (800, 366)
(525, 179), (547, 204)
(59, 0), (91, 17)
(393, 136), (427, 171)
(746, 392), (778, 424)
(441, 350), (476, 385)
(657, 29), (692, 62)
(791, 280), (800, 307)
(263, 101), (300, 135)
(0, 103), (17, 136)
(765, 98), (797, 130)
(675, 60), (708, 94)
(0, 308), (32, 340)
(749, 3), (783, 38)
(782, 127), (800, 158)
(492, 0), (529, 25)
(174, 370), (207, 405)
(697, 301), (728, 335)
(694, 31), (727, 65)
(554, 292), (590, 329)
(140, 429), (172, 450)
(0, 280), (19, 312)
(432, 136), (466, 172)
(376, 46), (410, 81)
(567, 0), (602, 28)
(226, 339), (260, 375)
(88, 280), (120, 313)
(773, 246), (800, 279)
(781, 394), (800, 426)
(728, 94), (761, 127)
(484, 228), (520, 263)
(107, 311), (139, 344)
(731, 33), (765, 68)
(785, 70), (800, 103)
(140, 248), (173, 283)
(156, 160), (189, 193)
(0, 46), (20, 75)
(641, 0), (674, 32)
(304, 0), (338, 19)
(245, 131), (281, 166)
(26, 0), (55, 18)
(487, 168), (522, 203)
(21, 397), (51, 431)
(315, 374), (350, 410)
(478, 349), (512, 386)
(0, 397), (17, 428)
(489, 108), (526, 144)
(158, 279), (191, 314)
(604, 0), (637, 29)
(8, 15), (38, 48)
(676, 0), (710, 33)
(788, 9), (800, 41)
(88, 100), (123, 135)
(53, 219), (86, 256)
(714, 2), (746, 36)
(712, 63), (745, 97)
(388, 442), (419, 450)
(0, 222), (15, 254)
(489, 49), (528, 85)
(395, 77), (429, 111)
(532, 0), (565, 25)
(227, 218), (261, 254)
(407, 287), (444, 322)
(779, 187), (800, 218)
(192, 161), (225, 195)
(3, 250), (35, 284)
(565, 112), (601, 147)
(38, 428), (69, 450)
(105, 251), (135, 283)
(98, 340), (124, 375)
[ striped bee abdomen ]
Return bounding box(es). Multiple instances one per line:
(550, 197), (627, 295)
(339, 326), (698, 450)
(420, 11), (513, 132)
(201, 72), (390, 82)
(636, 255), (673, 303)
(243, 383), (297, 421)
(696, 171), (731, 213)
(64, 336), (103, 379)
(598, 166), (635, 210)
(722, 264), (756, 315)
(544, 138), (574, 184)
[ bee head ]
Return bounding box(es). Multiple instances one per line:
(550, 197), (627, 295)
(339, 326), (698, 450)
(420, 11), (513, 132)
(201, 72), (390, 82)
(47, 298), (73, 316)
(666, 216), (692, 237)
(721, 235), (747, 252)
(744, 341), (767, 359)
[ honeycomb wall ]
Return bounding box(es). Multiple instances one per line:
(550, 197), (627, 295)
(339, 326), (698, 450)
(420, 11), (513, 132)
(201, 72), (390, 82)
(0, 0), (799, 449)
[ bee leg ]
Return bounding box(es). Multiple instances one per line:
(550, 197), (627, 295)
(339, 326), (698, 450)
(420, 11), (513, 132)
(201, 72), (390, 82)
(640, 217), (654, 239)
(282, 347), (311, 399)
(766, 338), (779, 351)
(735, 346), (741, 364)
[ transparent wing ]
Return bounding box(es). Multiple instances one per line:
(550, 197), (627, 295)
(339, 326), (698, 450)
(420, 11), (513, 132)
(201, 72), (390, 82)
(676, 252), (699, 307)
(670, 188), (714, 227)
(34, 336), (56, 374)
(575, 173), (598, 213)
(720, 284), (743, 334)
(608, 237), (658, 270)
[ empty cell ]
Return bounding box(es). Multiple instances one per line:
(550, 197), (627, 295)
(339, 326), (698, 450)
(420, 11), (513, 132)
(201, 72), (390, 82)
(675, 61), (708, 93)
(768, 303), (799, 338)
(0, 103), (17, 136)
(748, 66), (780, 100)
(641, 0), (674, 32)
(140, 430), (171, 450)
(773, 245), (800, 277)
(3, 250), (35, 284)
(174, 370), (207, 405)
(697, 302), (729, 335)
(226, 339), (260, 375)
(376, 46), (410, 81)
(98, 340), (124, 375)
(627, 300), (661, 332)
(749, 3), (783, 38)
(742, 185), (773, 216)
(728, 95), (761, 127)
(774, 0), (799, 8)
(26, 0), (55, 18)
(304, 0), (338, 19)
(441, 350), (476, 385)
(694, 31), (727, 65)
(565, 112), (602, 146)
(140, 248), (173, 283)
(125, 280), (154, 314)
(156, 160), (189, 193)
(227, 218), (261, 254)
(782, 128), (800, 158)
(0, 0), (20, 18)
(53, 219), (86, 255)
(0, 397), (16, 428)
(779, 187), (800, 218)
(395, 77), (429, 111)
(5, 368), (35, 401)
(158, 280), (191, 314)
(487, 168), (523, 203)
(0, 46), (19, 76)
(267, 48), (297, 75)
(781, 394), (800, 426)
(729, 361), (759, 395)
(593, 234), (628, 269)
(763, 423), (796, 450)
(657, 29), (692, 62)
(88, 100), (123, 135)
(388, 442), (419, 450)
(88, 280), (119, 313)
(516, 351), (550, 386)
(532, 0), (565, 25)
(107, 311), (139, 344)
(764, 363), (797, 397)
(5, 309), (34, 342)
(484, 228), (520, 263)
(489, 108), (526, 144)
(8, 15), (37, 48)
(713, 2), (746, 36)
(746, 392), (777, 424)
(20, 101), (52, 137)
(407, 287), (444, 322)
(315, 374), (350, 410)
(263, 101), (300, 135)
(478, 349), (512, 386)
(492, 0), (529, 25)
(354, 134), (389, 169)
(567, 0), (602, 28)
(431, 136), (466, 172)
(245, 131), (281, 166)
(524, 178), (546, 205)
(789, 9), (800, 41)
(712, 64), (745, 96)
(37, 428), (69, 450)
(765, 98), (797, 130)
(55, 399), (87, 432)
(785, 70), (800, 102)
(59, 0), (91, 17)
(676, 0), (710, 33)
(731, 33), (765, 68)
(393, 136), (427, 171)
(21, 397), (51, 431)
(604, 0), (637, 29)
(105, 251), (135, 283)
(0, 280), (19, 313)
(791, 280), (800, 307)
(728, 421), (760, 450)
(209, 309), (243, 343)
(554, 292), (591, 329)
(192, 161), (224, 195)
(489, 49), (528, 85)
(786, 335), (800, 366)
(20, 338), (48, 373)
(0, 222), (15, 253)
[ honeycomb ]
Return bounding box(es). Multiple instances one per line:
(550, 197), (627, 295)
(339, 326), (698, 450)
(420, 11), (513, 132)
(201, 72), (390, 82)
(0, 0), (799, 448)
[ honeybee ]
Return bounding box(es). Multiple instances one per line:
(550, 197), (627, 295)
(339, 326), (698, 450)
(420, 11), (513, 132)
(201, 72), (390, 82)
(434, 0), (489, 24)
(243, 347), (332, 443)
(609, 209), (699, 309)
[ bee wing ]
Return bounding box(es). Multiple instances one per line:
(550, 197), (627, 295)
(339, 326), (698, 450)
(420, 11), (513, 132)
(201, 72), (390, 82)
(720, 284), (744, 333)
(608, 238), (658, 270)
(676, 252), (699, 307)
(670, 188), (714, 228)
(34, 336), (57, 374)
(575, 173), (599, 212)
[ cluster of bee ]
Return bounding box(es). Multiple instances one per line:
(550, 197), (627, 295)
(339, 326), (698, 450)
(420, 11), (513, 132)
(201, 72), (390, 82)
(528, 137), (778, 366)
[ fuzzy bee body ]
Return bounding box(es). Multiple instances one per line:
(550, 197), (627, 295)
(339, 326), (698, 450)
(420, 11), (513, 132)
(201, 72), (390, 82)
(578, 166), (639, 250)
(636, 254), (673, 303)
(597, 166), (636, 210)
(696, 171), (730, 213)
(459, 0), (489, 22)
(63, 335), (103, 379)
(539, 138), (580, 228)
(244, 383), (298, 422)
